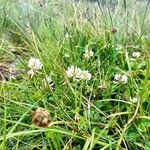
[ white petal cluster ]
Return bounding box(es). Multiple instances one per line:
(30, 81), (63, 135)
(66, 65), (91, 80)
(113, 74), (128, 84)
(132, 52), (141, 58)
(80, 70), (92, 80)
(83, 49), (94, 59)
(129, 97), (138, 103)
(27, 57), (42, 78)
(28, 57), (42, 70)
(66, 65), (82, 78)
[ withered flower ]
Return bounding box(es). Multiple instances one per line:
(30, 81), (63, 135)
(112, 27), (117, 33)
(32, 108), (50, 128)
(74, 113), (80, 123)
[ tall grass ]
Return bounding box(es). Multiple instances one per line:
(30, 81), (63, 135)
(0, 0), (150, 149)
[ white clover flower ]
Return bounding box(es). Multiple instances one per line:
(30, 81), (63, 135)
(80, 70), (92, 80)
(66, 65), (92, 80)
(66, 65), (82, 79)
(28, 57), (42, 70)
(129, 97), (138, 103)
(83, 49), (94, 59)
(113, 74), (128, 84)
(132, 52), (141, 58)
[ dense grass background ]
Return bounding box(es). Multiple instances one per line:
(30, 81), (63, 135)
(0, 0), (150, 149)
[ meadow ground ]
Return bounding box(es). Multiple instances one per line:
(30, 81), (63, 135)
(0, 0), (150, 149)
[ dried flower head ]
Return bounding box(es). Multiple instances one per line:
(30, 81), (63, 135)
(32, 108), (50, 128)
(9, 62), (19, 80)
(74, 113), (80, 123)
(113, 74), (128, 84)
(112, 27), (117, 33)
(0, 62), (19, 81)
(132, 52), (141, 58)
(83, 49), (94, 59)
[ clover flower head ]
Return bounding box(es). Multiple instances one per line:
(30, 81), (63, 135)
(113, 74), (128, 84)
(66, 65), (92, 81)
(66, 65), (82, 79)
(28, 57), (42, 70)
(83, 49), (94, 59)
(132, 52), (141, 58)
(80, 70), (92, 80)
(32, 108), (50, 128)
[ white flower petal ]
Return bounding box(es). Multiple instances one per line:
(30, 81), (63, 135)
(114, 74), (128, 84)
(130, 97), (138, 103)
(28, 57), (42, 70)
(132, 52), (141, 58)
(83, 49), (94, 59)
(66, 65), (92, 81)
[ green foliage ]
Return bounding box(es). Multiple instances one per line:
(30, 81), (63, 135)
(0, 0), (150, 149)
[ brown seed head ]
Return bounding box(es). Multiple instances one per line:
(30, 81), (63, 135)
(112, 27), (117, 33)
(32, 108), (50, 128)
